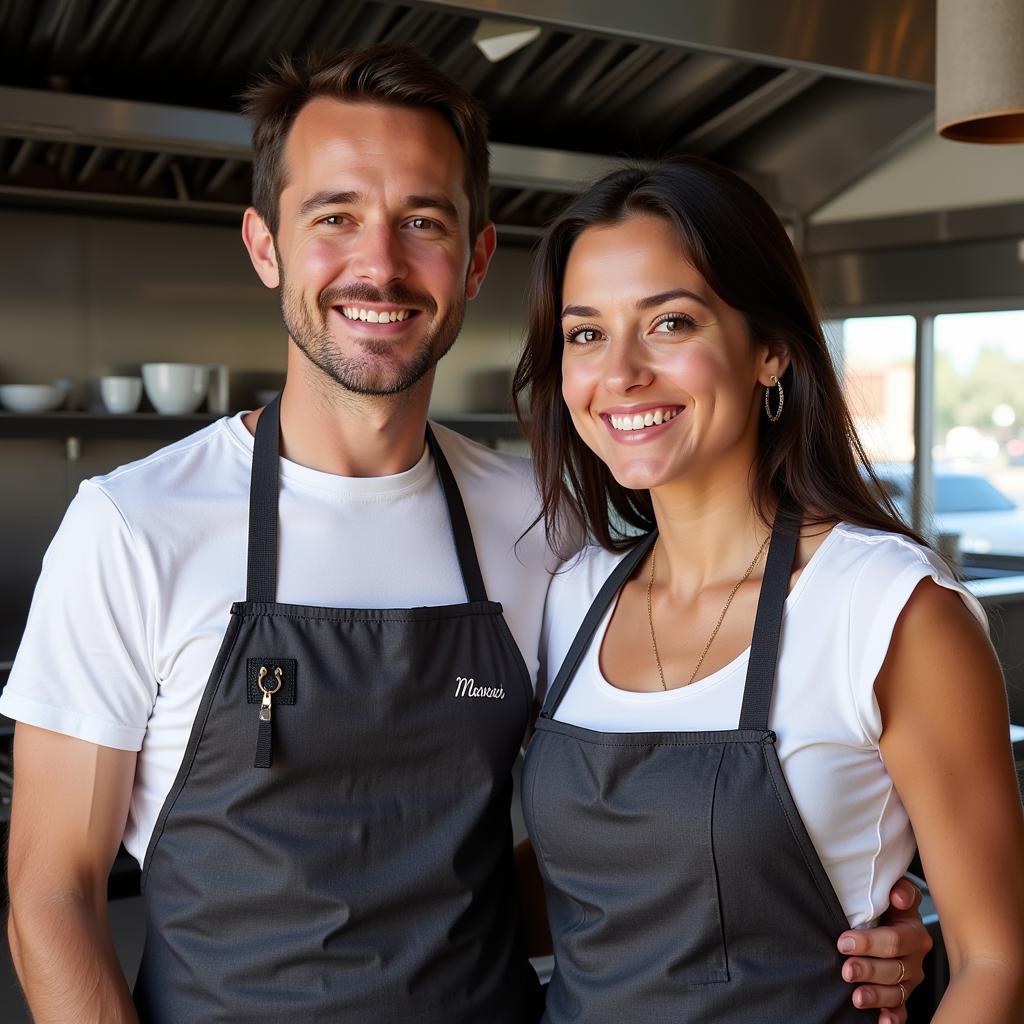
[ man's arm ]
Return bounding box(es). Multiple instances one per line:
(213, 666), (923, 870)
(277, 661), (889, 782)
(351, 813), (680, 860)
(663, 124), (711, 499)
(838, 877), (931, 1024)
(7, 724), (139, 1024)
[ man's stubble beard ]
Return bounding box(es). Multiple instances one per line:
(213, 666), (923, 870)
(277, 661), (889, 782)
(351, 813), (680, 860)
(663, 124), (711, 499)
(279, 265), (466, 398)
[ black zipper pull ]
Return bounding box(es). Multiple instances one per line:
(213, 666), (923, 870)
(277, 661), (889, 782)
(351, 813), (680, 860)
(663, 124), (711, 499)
(253, 665), (283, 768)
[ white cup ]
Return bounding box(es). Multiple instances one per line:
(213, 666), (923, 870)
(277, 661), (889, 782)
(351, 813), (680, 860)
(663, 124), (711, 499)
(207, 364), (230, 414)
(142, 363), (210, 415)
(100, 375), (143, 414)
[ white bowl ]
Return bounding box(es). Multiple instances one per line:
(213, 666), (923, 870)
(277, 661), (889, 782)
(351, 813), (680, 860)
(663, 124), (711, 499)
(100, 375), (144, 414)
(0, 383), (68, 413)
(142, 363), (210, 415)
(254, 388), (280, 407)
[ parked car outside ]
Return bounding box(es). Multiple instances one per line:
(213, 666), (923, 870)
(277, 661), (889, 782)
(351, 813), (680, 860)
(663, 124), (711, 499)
(870, 464), (1024, 557)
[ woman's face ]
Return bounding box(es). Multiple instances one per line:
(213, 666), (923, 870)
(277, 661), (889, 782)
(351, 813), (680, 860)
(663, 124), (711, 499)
(560, 214), (781, 495)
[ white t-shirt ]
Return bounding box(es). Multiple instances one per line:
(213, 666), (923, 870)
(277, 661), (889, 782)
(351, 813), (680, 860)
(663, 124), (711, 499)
(540, 523), (989, 927)
(1, 414), (553, 865)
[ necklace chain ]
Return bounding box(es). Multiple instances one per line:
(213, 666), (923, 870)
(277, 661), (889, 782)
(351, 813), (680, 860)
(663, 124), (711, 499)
(646, 533), (772, 691)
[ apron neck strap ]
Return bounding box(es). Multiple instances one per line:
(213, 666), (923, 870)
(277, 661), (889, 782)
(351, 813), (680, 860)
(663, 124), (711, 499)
(539, 532), (657, 719)
(538, 504), (802, 726)
(245, 399), (489, 605)
(424, 425), (488, 604)
(246, 393), (282, 604)
(737, 505), (802, 732)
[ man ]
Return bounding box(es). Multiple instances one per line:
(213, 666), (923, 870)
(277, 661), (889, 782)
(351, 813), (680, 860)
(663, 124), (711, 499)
(3, 45), (928, 1022)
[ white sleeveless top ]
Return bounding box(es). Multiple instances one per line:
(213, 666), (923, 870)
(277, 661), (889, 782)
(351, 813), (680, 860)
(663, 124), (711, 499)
(540, 523), (988, 926)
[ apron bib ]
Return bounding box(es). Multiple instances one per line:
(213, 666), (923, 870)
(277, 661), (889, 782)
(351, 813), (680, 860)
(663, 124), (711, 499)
(523, 519), (862, 1023)
(134, 397), (542, 1023)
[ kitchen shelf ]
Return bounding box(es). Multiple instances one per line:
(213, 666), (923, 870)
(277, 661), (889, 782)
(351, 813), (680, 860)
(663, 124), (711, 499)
(0, 411), (525, 443)
(0, 411), (218, 439)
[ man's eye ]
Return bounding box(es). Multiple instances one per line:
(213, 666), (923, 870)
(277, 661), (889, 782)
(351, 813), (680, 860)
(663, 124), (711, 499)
(408, 217), (441, 231)
(320, 214), (346, 225)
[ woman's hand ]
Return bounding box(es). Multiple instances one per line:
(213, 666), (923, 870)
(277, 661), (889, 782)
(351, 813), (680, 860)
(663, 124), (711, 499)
(837, 877), (930, 1023)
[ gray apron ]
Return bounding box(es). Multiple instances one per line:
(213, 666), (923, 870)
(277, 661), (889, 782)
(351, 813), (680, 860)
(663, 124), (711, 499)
(523, 519), (863, 1022)
(134, 396), (542, 1022)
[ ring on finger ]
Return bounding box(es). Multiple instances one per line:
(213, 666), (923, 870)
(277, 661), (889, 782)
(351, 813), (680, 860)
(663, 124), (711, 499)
(894, 958), (906, 985)
(897, 982), (907, 1007)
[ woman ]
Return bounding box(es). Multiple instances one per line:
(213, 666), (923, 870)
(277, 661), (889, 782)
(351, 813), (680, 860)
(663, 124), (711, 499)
(513, 158), (1024, 1023)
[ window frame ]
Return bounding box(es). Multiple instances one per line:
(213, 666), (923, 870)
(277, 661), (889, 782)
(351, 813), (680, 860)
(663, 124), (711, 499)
(827, 298), (1024, 564)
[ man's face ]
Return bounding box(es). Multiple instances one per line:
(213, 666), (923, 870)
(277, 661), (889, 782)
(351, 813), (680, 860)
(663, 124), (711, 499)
(257, 99), (492, 396)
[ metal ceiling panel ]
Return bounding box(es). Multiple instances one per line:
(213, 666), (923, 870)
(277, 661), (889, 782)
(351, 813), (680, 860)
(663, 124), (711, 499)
(676, 68), (821, 155)
(416, 0), (936, 86)
(0, 85), (631, 191)
(716, 78), (934, 216)
(810, 237), (1024, 313)
(0, 85), (635, 234)
(0, 86), (252, 160)
(808, 202), (1024, 255)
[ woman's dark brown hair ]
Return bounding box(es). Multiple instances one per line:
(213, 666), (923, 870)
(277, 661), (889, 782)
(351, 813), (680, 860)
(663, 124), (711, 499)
(513, 156), (925, 555)
(241, 44), (490, 241)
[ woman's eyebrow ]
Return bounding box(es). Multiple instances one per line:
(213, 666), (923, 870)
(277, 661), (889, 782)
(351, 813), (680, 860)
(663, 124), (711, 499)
(562, 289), (711, 319)
(637, 288), (711, 311)
(561, 303), (600, 318)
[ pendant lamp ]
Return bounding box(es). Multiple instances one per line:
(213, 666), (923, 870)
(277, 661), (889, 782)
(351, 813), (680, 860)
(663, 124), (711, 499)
(936, 0), (1024, 142)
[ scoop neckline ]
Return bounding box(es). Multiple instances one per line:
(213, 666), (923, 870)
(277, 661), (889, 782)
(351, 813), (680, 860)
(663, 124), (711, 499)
(592, 524), (841, 701)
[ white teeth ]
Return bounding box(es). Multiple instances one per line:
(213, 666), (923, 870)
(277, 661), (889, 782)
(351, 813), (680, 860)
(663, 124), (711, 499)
(340, 307), (412, 323)
(609, 408), (678, 431)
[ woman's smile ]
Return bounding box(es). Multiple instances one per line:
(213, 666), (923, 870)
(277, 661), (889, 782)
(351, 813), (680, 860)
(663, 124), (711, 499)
(601, 404), (686, 442)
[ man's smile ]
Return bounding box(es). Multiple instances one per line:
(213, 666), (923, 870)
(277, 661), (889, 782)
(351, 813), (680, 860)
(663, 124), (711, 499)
(340, 306), (415, 323)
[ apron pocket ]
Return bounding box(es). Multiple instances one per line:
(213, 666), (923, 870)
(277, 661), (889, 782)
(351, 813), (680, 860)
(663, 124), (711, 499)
(524, 728), (730, 988)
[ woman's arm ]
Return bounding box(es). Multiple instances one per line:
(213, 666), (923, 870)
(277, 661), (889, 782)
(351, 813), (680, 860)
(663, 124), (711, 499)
(876, 579), (1024, 1022)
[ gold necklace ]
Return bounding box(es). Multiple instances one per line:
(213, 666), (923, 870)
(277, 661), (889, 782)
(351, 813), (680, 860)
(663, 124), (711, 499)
(646, 533), (772, 690)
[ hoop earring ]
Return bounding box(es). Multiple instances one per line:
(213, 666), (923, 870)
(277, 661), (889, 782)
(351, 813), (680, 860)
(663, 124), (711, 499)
(765, 374), (784, 422)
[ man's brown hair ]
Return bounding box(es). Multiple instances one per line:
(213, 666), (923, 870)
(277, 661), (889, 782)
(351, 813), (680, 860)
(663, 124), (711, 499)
(242, 44), (490, 240)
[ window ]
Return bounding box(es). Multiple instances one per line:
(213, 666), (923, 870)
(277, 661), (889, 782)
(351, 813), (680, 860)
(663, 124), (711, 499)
(933, 311), (1024, 559)
(828, 310), (1024, 567)
(827, 315), (916, 465)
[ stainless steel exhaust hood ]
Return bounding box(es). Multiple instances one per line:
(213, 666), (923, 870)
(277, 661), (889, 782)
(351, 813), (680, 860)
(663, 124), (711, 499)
(0, 0), (937, 232)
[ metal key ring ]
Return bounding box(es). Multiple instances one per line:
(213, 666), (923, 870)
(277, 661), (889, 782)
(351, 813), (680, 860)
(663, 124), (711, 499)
(258, 666), (283, 696)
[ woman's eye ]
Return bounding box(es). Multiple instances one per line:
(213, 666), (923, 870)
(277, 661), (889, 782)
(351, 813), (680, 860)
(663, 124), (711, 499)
(652, 315), (696, 334)
(566, 326), (603, 345)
